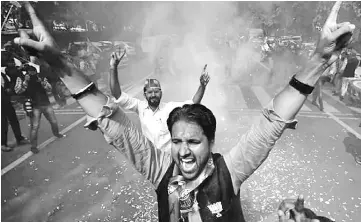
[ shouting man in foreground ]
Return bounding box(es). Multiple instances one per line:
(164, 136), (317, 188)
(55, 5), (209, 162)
(14, 1), (354, 221)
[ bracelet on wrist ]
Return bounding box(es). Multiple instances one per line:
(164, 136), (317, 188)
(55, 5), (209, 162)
(71, 82), (97, 100)
(289, 75), (314, 95)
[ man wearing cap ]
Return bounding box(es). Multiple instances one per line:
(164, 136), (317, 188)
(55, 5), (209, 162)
(108, 49), (210, 152)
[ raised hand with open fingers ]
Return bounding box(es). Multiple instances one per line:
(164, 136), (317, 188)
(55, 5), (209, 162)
(315, 1), (355, 61)
(110, 47), (126, 68)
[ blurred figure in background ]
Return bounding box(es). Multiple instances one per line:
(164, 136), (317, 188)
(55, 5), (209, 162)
(78, 49), (98, 88)
(311, 62), (337, 111)
(262, 37), (275, 84)
(15, 65), (65, 154)
(332, 52), (348, 97)
(1, 57), (29, 152)
(339, 49), (360, 101)
(154, 56), (165, 77)
(38, 62), (67, 108)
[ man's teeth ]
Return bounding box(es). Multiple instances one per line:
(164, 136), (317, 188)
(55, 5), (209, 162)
(181, 159), (196, 171)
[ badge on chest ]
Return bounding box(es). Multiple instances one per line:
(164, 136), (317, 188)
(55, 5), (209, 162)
(207, 202), (223, 218)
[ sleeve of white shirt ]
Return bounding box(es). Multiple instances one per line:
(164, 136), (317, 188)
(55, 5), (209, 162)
(115, 91), (141, 113)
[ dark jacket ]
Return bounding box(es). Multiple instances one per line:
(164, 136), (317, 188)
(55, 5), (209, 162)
(156, 153), (245, 222)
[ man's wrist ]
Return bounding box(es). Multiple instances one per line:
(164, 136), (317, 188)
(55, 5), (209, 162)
(110, 64), (118, 70)
(294, 54), (329, 86)
(53, 56), (94, 94)
(310, 52), (324, 63)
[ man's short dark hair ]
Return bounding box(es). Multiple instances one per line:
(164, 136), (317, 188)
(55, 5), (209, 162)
(22, 64), (37, 72)
(167, 104), (217, 143)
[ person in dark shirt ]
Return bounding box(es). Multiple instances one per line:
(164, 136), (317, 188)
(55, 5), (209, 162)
(1, 58), (29, 152)
(38, 62), (67, 108)
(15, 64), (65, 154)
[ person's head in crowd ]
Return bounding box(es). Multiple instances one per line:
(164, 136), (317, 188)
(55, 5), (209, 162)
(143, 78), (162, 108)
(22, 64), (38, 76)
(3, 57), (16, 68)
(78, 45), (91, 59)
(67, 43), (78, 57)
(3, 41), (16, 53)
(167, 104), (216, 180)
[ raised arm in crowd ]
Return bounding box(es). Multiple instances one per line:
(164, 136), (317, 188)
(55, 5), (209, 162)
(108, 48), (210, 104)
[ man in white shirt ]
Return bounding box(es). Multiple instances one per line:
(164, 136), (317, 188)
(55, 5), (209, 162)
(108, 49), (210, 152)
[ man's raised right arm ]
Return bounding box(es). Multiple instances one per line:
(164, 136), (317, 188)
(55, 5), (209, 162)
(109, 48), (126, 100)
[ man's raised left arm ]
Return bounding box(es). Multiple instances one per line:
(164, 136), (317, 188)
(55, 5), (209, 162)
(224, 1), (355, 194)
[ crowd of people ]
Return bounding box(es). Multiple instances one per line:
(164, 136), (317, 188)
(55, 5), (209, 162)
(260, 31), (361, 114)
(2, 1), (357, 221)
(1, 34), (109, 153)
(1, 52), (66, 153)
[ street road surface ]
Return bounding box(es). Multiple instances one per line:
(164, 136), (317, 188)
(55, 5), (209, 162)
(2, 58), (361, 222)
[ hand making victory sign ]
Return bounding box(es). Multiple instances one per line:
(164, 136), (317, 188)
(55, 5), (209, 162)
(314, 1), (355, 63)
(13, 2), (61, 60)
(13, 1), (108, 118)
(109, 47), (127, 68)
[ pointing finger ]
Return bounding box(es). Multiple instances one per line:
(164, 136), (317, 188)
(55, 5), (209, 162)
(325, 1), (342, 26)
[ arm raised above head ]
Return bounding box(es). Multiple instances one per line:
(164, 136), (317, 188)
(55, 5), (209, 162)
(224, 1), (355, 194)
(14, 1), (171, 188)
